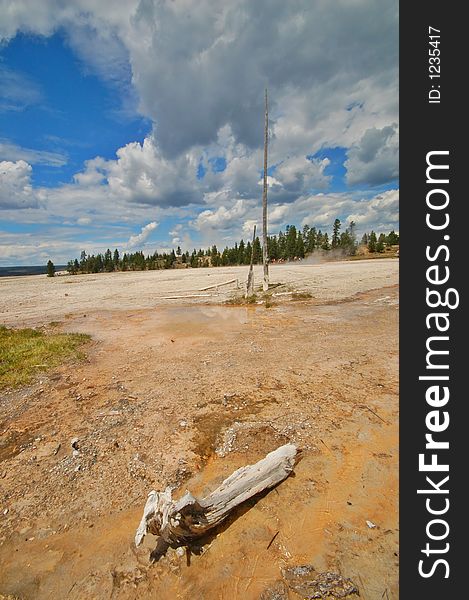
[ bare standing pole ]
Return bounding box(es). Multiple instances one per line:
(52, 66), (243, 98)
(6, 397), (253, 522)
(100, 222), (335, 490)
(262, 88), (269, 292)
(245, 224), (256, 298)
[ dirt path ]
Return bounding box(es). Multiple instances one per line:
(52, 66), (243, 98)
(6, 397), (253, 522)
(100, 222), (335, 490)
(0, 262), (398, 599)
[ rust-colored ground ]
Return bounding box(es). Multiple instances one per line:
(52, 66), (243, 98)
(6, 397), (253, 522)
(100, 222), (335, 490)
(0, 262), (398, 599)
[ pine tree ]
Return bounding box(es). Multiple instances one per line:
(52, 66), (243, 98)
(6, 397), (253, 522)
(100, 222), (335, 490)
(296, 229), (305, 258)
(47, 260), (55, 277)
(238, 240), (245, 264)
(386, 230), (399, 246)
(278, 231), (286, 259)
(316, 230), (323, 249)
(253, 237), (262, 263)
(376, 233), (386, 253)
(332, 218), (341, 248)
(340, 221), (357, 256)
(245, 241), (252, 264)
(80, 250), (87, 270)
(368, 231), (377, 253)
(104, 249), (113, 272)
(306, 226), (316, 253)
(321, 233), (330, 250)
(268, 235), (279, 260)
(286, 225), (297, 259)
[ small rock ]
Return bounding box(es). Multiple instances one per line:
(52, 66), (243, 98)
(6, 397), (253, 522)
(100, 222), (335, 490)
(3, 508), (8, 515)
(260, 581), (289, 600)
(175, 547), (185, 557)
(70, 438), (79, 450)
(283, 566), (359, 598)
(366, 520), (377, 529)
(179, 420), (187, 428)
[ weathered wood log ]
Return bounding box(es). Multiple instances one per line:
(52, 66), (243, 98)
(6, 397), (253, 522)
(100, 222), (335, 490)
(245, 224), (256, 298)
(135, 443), (298, 550)
(158, 293), (215, 299)
(199, 278), (239, 291)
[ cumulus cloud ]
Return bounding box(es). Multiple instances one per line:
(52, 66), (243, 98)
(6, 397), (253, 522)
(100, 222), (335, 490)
(192, 199), (252, 233)
(0, 1), (399, 262)
(345, 124), (399, 185)
(124, 221), (158, 249)
(127, 0), (398, 158)
(191, 188), (399, 247)
(0, 1), (398, 161)
(71, 137), (201, 207)
(0, 160), (38, 209)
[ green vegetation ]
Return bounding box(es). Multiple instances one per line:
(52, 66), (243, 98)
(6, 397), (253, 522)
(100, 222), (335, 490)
(225, 294), (258, 305)
(67, 220), (399, 274)
(0, 326), (90, 389)
(291, 291), (313, 300)
(46, 260), (55, 277)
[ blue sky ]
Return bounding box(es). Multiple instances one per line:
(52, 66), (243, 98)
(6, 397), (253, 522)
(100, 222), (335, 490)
(0, 1), (398, 266)
(1, 33), (151, 187)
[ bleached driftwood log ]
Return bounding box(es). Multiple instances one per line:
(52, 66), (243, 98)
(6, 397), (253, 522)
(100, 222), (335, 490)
(199, 278), (239, 291)
(135, 443), (298, 551)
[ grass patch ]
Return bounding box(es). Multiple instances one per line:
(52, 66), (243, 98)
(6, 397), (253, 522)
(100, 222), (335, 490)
(225, 293), (258, 305)
(0, 326), (91, 389)
(291, 291), (313, 300)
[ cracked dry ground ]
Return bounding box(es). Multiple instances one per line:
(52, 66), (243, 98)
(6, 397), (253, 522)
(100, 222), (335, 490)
(0, 286), (398, 600)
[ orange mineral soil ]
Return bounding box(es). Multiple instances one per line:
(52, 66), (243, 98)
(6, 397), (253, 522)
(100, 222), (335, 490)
(0, 263), (398, 599)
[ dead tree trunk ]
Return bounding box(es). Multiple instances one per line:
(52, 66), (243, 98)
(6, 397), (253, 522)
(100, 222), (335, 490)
(245, 224), (256, 298)
(135, 443), (298, 552)
(262, 88), (269, 292)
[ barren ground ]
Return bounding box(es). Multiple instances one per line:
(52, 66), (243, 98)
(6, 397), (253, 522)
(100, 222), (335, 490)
(0, 260), (399, 599)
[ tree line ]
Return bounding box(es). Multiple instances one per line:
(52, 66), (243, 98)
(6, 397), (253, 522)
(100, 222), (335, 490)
(62, 219), (399, 274)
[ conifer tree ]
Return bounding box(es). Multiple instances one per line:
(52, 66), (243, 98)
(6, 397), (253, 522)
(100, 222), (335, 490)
(47, 260), (55, 277)
(296, 229), (305, 258)
(321, 233), (330, 250)
(332, 218), (341, 248)
(306, 226), (316, 253)
(376, 233), (386, 253)
(368, 231), (377, 253)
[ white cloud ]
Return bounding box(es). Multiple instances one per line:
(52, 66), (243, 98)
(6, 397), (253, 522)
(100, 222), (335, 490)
(0, 139), (67, 166)
(0, 1), (399, 262)
(345, 124), (399, 185)
(124, 221), (158, 249)
(0, 1), (398, 165)
(0, 160), (38, 209)
(192, 199), (252, 233)
(0, 64), (42, 112)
